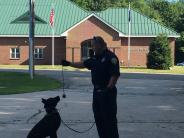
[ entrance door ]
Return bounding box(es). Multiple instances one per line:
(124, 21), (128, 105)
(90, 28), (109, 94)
(81, 39), (92, 61)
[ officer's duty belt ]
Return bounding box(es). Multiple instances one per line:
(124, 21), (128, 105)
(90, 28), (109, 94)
(94, 85), (106, 90)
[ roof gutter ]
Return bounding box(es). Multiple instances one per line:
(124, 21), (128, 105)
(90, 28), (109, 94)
(0, 35), (61, 37)
(120, 35), (180, 38)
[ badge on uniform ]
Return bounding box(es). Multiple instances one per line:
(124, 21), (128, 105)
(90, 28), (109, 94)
(101, 57), (106, 63)
(111, 58), (117, 65)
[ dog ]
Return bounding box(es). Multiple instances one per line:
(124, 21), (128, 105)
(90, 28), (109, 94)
(27, 96), (61, 138)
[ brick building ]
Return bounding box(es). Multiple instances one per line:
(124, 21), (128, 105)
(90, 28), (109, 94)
(0, 0), (179, 66)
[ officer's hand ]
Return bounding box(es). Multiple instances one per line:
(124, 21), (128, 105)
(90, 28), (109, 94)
(61, 60), (71, 66)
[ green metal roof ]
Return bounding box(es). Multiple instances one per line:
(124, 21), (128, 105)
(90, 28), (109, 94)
(0, 0), (90, 36)
(0, 0), (179, 37)
(96, 8), (178, 37)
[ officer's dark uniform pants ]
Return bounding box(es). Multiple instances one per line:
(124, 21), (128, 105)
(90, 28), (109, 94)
(93, 87), (119, 138)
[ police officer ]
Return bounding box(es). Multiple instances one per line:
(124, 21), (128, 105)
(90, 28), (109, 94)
(62, 36), (120, 138)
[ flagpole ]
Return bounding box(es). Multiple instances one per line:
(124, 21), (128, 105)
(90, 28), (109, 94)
(51, 3), (55, 67)
(52, 23), (55, 67)
(128, 2), (131, 67)
(29, 0), (35, 79)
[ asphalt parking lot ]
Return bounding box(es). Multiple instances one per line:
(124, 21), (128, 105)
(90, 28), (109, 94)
(0, 69), (184, 138)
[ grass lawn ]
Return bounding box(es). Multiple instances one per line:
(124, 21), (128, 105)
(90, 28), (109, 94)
(0, 72), (61, 95)
(120, 66), (184, 74)
(0, 65), (183, 74)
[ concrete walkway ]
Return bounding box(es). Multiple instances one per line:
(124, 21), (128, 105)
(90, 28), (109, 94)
(0, 69), (184, 138)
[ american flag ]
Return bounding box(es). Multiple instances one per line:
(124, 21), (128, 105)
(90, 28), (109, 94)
(50, 8), (54, 26)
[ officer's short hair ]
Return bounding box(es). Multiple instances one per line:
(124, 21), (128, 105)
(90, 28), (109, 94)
(93, 36), (107, 48)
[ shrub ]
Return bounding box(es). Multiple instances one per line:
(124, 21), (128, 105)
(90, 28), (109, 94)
(147, 34), (172, 69)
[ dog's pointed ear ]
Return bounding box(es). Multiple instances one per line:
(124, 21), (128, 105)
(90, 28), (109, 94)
(55, 96), (60, 102)
(42, 98), (46, 103)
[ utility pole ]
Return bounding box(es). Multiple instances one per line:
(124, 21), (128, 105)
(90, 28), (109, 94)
(29, 0), (35, 79)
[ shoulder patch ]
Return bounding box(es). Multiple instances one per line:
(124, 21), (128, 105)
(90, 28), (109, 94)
(111, 58), (118, 65)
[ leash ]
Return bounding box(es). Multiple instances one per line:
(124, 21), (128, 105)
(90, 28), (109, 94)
(27, 109), (95, 133)
(26, 65), (95, 133)
(26, 109), (44, 123)
(26, 107), (95, 133)
(60, 118), (95, 133)
(60, 65), (95, 133)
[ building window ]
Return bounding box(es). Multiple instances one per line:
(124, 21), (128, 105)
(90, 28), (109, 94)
(81, 39), (92, 61)
(81, 45), (90, 60)
(34, 48), (44, 59)
(10, 48), (20, 59)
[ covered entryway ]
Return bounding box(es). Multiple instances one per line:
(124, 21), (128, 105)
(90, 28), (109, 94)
(81, 39), (92, 61)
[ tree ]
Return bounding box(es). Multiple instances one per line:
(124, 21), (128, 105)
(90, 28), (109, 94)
(147, 34), (172, 69)
(149, 0), (179, 29)
(175, 13), (184, 33)
(90, 0), (111, 11)
(70, 0), (92, 11)
(115, 0), (127, 8)
(175, 32), (184, 64)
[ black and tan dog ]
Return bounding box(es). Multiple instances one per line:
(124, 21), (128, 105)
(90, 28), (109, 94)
(27, 96), (61, 138)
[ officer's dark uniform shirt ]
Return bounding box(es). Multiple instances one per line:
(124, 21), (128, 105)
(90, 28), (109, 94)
(83, 49), (120, 86)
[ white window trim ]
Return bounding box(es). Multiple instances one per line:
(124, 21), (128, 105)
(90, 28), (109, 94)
(10, 48), (20, 59)
(34, 48), (44, 59)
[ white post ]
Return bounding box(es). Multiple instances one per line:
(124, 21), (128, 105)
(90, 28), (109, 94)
(52, 25), (55, 67)
(128, 2), (131, 67)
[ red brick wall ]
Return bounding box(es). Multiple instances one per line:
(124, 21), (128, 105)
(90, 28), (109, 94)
(66, 15), (176, 66)
(0, 37), (66, 65)
(120, 37), (153, 66)
(66, 16), (121, 62)
(66, 16), (176, 67)
(120, 37), (175, 66)
(0, 17), (176, 67)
